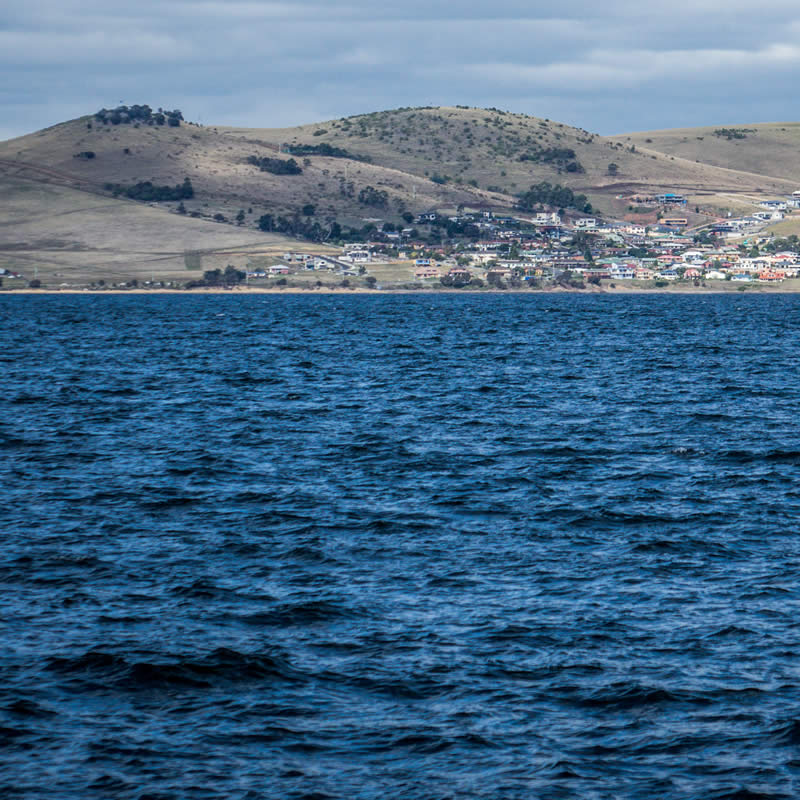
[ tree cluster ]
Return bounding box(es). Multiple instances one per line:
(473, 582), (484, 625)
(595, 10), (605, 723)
(95, 105), (183, 127)
(246, 155), (302, 175)
(519, 146), (584, 173)
(283, 143), (370, 161)
(358, 186), (389, 207)
(763, 235), (800, 254)
(713, 128), (754, 140)
(105, 177), (194, 202)
(440, 273), (471, 288)
(186, 266), (246, 288)
(517, 181), (592, 213)
(257, 214), (337, 242)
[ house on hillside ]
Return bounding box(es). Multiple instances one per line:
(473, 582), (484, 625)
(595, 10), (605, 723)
(655, 193), (687, 205)
(662, 217), (688, 228)
(533, 212), (561, 226)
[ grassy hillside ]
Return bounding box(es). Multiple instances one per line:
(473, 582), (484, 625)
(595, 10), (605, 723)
(624, 123), (800, 191)
(2, 106), (797, 238)
(0, 112), (510, 233)
(0, 173), (330, 287)
(220, 106), (799, 215)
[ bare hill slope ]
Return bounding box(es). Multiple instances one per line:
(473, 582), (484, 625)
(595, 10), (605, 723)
(0, 172), (323, 286)
(623, 123), (800, 190)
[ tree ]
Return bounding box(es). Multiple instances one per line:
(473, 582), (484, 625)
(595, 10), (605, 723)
(607, 163), (619, 175)
(365, 276), (377, 288)
(358, 186), (389, 207)
(235, 209), (245, 224)
(302, 204), (316, 216)
(258, 214), (274, 232)
(203, 265), (245, 285)
(223, 264), (242, 284)
(517, 181), (591, 213)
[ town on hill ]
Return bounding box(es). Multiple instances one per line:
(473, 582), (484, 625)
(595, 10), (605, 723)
(2, 104), (800, 290)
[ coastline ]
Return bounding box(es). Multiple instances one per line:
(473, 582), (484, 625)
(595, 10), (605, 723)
(4, 284), (800, 296)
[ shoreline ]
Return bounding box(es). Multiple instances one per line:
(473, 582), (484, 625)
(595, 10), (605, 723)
(3, 285), (800, 296)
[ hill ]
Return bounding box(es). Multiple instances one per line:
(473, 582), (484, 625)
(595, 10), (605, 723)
(0, 173), (332, 287)
(4, 105), (800, 287)
(2, 105), (798, 232)
(0, 110), (507, 236)
(221, 106), (799, 215)
(624, 123), (800, 190)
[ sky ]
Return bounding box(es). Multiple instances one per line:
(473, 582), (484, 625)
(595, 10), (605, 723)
(3, 0), (800, 140)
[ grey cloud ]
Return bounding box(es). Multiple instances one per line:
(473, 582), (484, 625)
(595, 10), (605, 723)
(2, 0), (800, 137)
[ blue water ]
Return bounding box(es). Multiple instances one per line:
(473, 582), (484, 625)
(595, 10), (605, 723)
(3, 293), (800, 799)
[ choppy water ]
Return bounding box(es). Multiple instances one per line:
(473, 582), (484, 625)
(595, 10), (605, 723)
(3, 293), (800, 799)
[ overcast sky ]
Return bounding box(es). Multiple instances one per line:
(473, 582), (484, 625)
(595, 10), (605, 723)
(3, 0), (800, 140)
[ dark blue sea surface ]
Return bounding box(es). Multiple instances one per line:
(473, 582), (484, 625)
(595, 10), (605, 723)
(3, 293), (800, 799)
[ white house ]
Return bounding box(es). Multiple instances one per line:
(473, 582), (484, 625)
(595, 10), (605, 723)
(608, 264), (636, 279)
(574, 218), (597, 230)
(533, 212), (561, 226)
